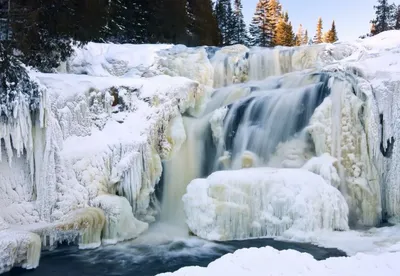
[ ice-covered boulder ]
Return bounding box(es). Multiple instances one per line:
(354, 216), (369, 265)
(0, 230), (41, 273)
(93, 195), (148, 245)
(183, 168), (349, 241)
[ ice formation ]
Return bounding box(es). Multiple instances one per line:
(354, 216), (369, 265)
(0, 230), (41, 274)
(1, 30), (400, 272)
(183, 168), (349, 241)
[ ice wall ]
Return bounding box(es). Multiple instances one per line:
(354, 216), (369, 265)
(0, 69), (204, 272)
(307, 73), (381, 226)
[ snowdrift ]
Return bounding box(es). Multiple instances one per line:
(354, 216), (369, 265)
(157, 245), (400, 276)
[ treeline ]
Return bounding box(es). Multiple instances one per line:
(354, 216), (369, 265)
(0, 0), (343, 72)
(368, 0), (400, 36)
(248, 0), (338, 47)
(0, 0), (223, 71)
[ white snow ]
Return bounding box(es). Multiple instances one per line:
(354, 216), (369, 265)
(157, 245), (400, 276)
(60, 43), (172, 77)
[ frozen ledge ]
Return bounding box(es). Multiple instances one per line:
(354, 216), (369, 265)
(0, 230), (41, 274)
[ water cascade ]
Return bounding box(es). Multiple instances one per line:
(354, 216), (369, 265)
(160, 44), (382, 240)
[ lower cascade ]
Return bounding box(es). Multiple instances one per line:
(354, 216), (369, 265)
(1, 31), (400, 273)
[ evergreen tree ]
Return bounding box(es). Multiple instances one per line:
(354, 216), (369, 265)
(266, 0), (282, 46)
(370, 0), (397, 35)
(187, 0), (221, 45)
(249, 0), (268, 46)
(0, 43), (42, 121)
(273, 14), (286, 46)
(395, 5), (400, 29)
(325, 20), (338, 43)
(313, 17), (323, 44)
(295, 24), (304, 46)
(303, 30), (309, 45)
(10, 0), (106, 71)
(232, 0), (248, 45)
(283, 12), (295, 46)
(103, 0), (126, 42)
(124, 1), (151, 43)
(215, 0), (235, 45)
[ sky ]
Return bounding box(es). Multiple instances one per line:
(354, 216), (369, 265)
(242, 0), (378, 42)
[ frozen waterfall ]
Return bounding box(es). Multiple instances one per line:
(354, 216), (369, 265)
(1, 31), (400, 272)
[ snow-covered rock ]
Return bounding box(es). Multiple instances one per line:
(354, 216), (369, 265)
(0, 230), (41, 274)
(157, 245), (400, 276)
(183, 168), (349, 241)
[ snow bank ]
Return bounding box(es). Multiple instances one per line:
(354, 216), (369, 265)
(60, 43), (172, 77)
(183, 168), (349, 241)
(157, 245), (400, 276)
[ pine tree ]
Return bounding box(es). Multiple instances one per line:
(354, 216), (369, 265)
(273, 15), (286, 46)
(313, 17), (323, 44)
(150, 0), (189, 44)
(325, 20), (338, 43)
(232, 0), (248, 45)
(395, 4), (400, 30)
(283, 12), (294, 46)
(187, 0), (221, 45)
(265, 0), (282, 46)
(0, 43), (42, 121)
(295, 24), (304, 46)
(215, 0), (235, 45)
(249, 0), (267, 46)
(303, 30), (309, 45)
(371, 0), (397, 35)
(124, 1), (151, 43)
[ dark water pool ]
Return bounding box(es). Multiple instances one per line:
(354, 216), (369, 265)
(6, 235), (345, 276)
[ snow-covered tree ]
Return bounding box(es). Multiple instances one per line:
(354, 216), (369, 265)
(0, 43), (41, 121)
(215, 0), (235, 45)
(249, 0), (268, 46)
(295, 24), (305, 46)
(232, 0), (249, 45)
(395, 4), (400, 30)
(371, 0), (397, 35)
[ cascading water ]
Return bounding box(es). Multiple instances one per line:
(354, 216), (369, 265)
(158, 115), (212, 236)
(158, 42), (381, 240)
(159, 70), (339, 235)
(212, 73), (331, 171)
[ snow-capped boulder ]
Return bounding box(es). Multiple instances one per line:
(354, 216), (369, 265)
(183, 167), (349, 241)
